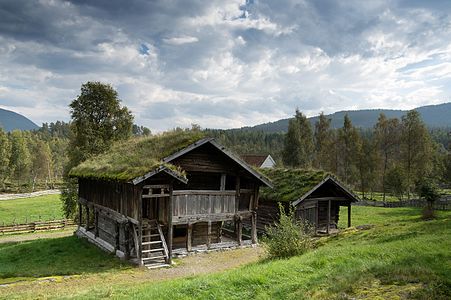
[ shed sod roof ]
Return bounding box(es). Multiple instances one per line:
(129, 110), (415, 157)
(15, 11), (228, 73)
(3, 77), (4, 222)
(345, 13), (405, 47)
(259, 168), (330, 202)
(69, 130), (205, 182)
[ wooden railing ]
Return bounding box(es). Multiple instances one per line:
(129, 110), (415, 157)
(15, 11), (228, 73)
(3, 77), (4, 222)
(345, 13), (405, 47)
(0, 219), (75, 235)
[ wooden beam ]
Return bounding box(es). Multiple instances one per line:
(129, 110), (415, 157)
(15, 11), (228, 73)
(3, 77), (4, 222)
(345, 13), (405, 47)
(173, 190), (235, 196)
(172, 211), (252, 225)
(236, 216), (243, 246)
(142, 194), (170, 198)
(187, 223), (193, 252)
(348, 204), (351, 227)
(251, 211), (257, 244)
(167, 184), (174, 264)
(327, 200), (331, 234)
(207, 220), (212, 249)
(315, 202), (319, 232)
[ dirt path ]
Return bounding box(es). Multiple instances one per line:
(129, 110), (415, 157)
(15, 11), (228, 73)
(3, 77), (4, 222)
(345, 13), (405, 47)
(0, 189), (60, 201)
(0, 228), (75, 244)
(0, 244), (264, 299)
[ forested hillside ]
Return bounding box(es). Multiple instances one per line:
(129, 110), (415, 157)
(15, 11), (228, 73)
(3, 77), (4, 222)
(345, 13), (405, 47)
(242, 102), (451, 132)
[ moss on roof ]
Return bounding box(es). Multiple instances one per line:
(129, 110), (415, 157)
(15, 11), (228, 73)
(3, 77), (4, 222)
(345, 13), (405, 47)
(259, 168), (330, 202)
(69, 130), (205, 182)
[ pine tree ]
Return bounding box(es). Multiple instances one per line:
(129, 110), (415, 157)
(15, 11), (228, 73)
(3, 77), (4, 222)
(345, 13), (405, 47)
(400, 110), (433, 199)
(283, 117), (303, 167)
(313, 112), (333, 170)
(9, 130), (31, 187)
(282, 109), (314, 168)
(0, 128), (10, 189)
(374, 114), (400, 201)
(338, 114), (360, 184)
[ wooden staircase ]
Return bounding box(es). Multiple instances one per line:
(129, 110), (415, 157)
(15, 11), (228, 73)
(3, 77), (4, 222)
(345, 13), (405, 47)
(140, 219), (170, 269)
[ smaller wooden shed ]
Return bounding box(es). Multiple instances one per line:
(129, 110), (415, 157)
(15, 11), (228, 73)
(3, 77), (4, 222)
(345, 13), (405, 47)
(257, 168), (359, 234)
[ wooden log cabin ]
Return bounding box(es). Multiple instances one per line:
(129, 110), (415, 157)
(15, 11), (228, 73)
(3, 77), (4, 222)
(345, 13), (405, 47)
(69, 131), (272, 268)
(256, 168), (359, 234)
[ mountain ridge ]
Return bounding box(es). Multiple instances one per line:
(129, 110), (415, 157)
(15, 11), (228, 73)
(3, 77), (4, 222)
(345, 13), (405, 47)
(0, 108), (39, 132)
(238, 102), (451, 132)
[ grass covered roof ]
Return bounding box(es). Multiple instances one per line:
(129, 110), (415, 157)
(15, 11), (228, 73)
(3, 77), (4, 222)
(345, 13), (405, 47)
(259, 168), (330, 202)
(69, 130), (205, 182)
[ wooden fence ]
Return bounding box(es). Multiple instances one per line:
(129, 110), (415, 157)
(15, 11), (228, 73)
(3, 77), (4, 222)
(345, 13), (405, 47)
(354, 196), (450, 210)
(0, 219), (75, 235)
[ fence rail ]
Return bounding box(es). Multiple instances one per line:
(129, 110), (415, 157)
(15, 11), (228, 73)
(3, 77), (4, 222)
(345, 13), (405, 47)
(354, 197), (450, 210)
(0, 219), (76, 235)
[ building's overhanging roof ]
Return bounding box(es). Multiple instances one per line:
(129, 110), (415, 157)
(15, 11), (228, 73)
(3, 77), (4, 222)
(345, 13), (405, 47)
(291, 175), (360, 207)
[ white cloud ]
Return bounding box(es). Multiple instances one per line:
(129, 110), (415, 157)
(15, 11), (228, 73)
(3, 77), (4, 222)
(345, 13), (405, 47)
(0, 0), (450, 131)
(163, 36), (199, 45)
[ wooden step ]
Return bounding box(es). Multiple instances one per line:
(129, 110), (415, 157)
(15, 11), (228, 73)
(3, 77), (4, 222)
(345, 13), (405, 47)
(142, 234), (160, 239)
(142, 255), (166, 261)
(142, 241), (162, 245)
(144, 263), (171, 269)
(142, 248), (164, 253)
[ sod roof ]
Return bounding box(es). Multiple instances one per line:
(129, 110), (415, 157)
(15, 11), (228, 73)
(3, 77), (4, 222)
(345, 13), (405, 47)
(259, 168), (331, 202)
(69, 130), (205, 182)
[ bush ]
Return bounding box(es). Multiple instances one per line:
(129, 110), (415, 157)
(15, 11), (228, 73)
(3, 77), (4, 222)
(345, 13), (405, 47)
(262, 203), (313, 259)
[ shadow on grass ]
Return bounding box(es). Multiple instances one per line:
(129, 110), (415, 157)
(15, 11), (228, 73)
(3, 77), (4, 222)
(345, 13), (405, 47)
(0, 235), (131, 280)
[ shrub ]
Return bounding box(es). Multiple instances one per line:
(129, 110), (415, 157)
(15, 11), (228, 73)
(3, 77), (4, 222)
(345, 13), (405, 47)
(262, 203), (313, 259)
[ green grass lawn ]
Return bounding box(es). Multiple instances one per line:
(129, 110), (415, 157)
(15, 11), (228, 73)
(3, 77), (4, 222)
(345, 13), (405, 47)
(0, 206), (449, 299)
(0, 236), (131, 283)
(0, 194), (64, 224)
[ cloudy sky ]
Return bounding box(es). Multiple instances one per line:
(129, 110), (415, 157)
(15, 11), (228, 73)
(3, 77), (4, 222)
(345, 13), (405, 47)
(1, 0), (451, 131)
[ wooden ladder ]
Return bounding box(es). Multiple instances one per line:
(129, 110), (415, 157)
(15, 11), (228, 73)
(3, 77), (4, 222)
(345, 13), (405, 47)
(140, 219), (170, 269)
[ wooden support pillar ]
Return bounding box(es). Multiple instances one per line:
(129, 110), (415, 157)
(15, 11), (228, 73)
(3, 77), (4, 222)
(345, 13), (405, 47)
(187, 223), (193, 252)
(167, 184), (173, 264)
(251, 211), (257, 244)
(85, 205), (90, 231)
(348, 204), (351, 227)
(94, 210), (99, 237)
(124, 223), (130, 260)
(78, 203), (82, 227)
(235, 176), (240, 212)
(207, 220), (212, 249)
(236, 216), (243, 246)
(220, 173), (226, 191)
(326, 200), (331, 234)
(315, 202), (319, 233)
(137, 189), (143, 266)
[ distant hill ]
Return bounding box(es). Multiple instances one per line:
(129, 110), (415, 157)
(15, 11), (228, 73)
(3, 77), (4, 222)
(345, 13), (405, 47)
(0, 108), (39, 132)
(240, 102), (451, 132)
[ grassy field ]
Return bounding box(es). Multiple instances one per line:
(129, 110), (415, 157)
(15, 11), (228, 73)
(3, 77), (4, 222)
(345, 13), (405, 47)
(0, 206), (449, 299)
(0, 194), (64, 224)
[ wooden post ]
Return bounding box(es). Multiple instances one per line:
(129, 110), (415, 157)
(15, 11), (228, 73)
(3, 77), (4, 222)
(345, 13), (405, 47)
(187, 223), (192, 252)
(327, 200), (331, 234)
(137, 189), (143, 266)
(78, 203), (82, 228)
(347, 204), (351, 227)
(207, 220), (212, 249)
(220, 173), (226, 191)
(315, 202), (319, 233)
(124, 223), (130, 260)
(85, 205), (90, 231)
(167, 184), (173, 264)
(236, 216), (243, 246)
(94, 210), (99, 237)
(235, 176), (240, 212)
(251, 211), (257, 244)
